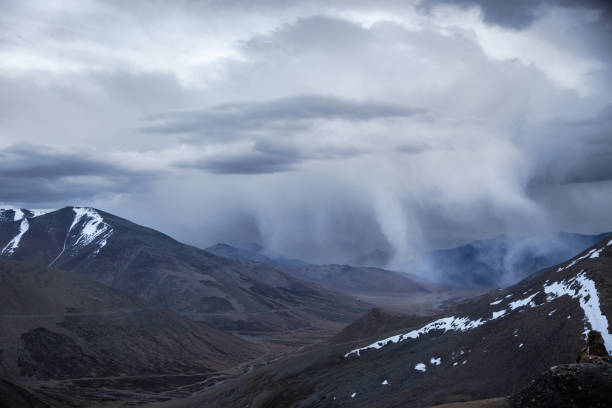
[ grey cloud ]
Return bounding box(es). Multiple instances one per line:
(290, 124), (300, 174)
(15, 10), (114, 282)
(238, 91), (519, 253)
(148, 93), (425, 174)
(422, 0), (612, 29)
(0, 144), (151, 205)
(423, 0), (546, 29)
(0, 145), (116, 177)
(144, 94), (426, 139)
(179, 151), (299, 175)
(526, 106), (612, 188)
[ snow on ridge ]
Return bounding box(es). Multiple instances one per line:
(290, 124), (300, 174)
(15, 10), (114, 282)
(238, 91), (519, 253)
(544, 271), (612, 353)
(13, 208), (24, 221)
(29, 209), (54, 217)
(0, 207), (55, 220)
(1, 218), (30, 256)
(556, 244), (606, 272)
(0, 206), (24, 221)
(344, 316), (487, 358)
(70, 207), (113, 254)
(48, 207), (113, 266)
(344, 269), (612, 358)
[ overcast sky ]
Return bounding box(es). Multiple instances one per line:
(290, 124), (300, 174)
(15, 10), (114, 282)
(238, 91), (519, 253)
(1, 0), (611, 264)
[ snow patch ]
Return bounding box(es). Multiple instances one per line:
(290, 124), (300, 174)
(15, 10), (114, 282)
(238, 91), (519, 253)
(430, 357), (441, 365)
(48, 207), (113, 266)
(519, 343), (524, 348)
(509, 293), (538, 310)
(381, 380), (388, 385)
(71, 208), (112, 252)
(414, 363), (426, 372)
(1, 218), (29, 256)
(548, 309), (556, 316)
(0, 207), (24, 222)
(543, 272), (611, 353)
(490, 299), (502, 306)
(344, 316), (486, 358)
(13, 208), (24, 221)
(350, 393), (356, 398)
(29, 209), (54, 217)
(492, 309), (507, 319)
(557, 248), (600, 272)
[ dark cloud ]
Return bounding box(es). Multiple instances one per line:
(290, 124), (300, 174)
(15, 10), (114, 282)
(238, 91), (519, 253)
(526, 106), (612, 188)
(144, 94), (426, 139)
(423, 0), (546, 29)
(148, 93), (425, 174)
(176, 150), (300, 175)
(0, 145), (151, 205)
(422, 0), (612, 29)
(0, 145), (116, 177)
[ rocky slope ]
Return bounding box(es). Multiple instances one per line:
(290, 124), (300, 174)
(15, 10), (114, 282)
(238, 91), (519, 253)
(168, 236), (612, 407)
(0, 259), (264, 406)
(0, 207), (368, 333)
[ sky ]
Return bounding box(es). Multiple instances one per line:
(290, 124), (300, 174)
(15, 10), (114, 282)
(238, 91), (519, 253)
(1, 0), (611, 265)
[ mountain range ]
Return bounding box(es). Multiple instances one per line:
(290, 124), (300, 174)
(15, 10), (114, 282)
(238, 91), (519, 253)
(0, 206), (610, 407)
(0, 207), (369, 334)
(205, 243), (461, 315)
(170, 236), (612, 407)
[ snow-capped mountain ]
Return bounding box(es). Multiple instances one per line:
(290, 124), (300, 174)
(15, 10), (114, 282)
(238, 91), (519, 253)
(0, 207), (110, 263)
(0, 207), (368, 333)
(183, 236), (612, 407)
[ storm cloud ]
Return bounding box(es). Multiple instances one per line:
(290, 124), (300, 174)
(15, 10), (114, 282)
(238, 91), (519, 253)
(0, 144), (153, 204)
(1, 0), (611, 268)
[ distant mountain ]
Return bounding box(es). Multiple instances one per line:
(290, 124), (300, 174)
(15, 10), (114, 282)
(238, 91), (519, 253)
(348, 249), (394, 268)
(180, 236), (612, 407)
(349, 232), (612, 287)
(205, 242), (455, 316)
(205, 243), (281, 265)
(0, 207), (368, 333)
(206, 243), (308, 266)
(206, 242), (437, 295)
